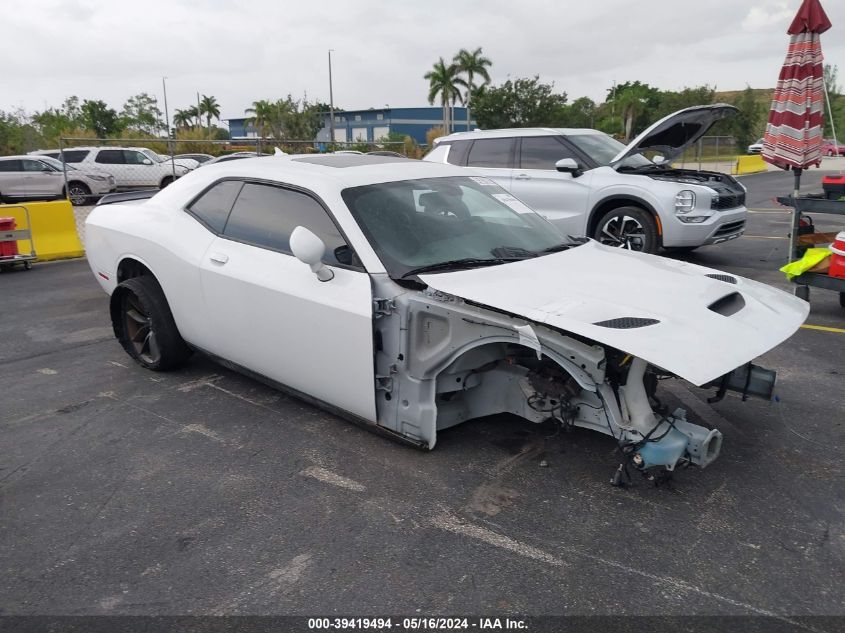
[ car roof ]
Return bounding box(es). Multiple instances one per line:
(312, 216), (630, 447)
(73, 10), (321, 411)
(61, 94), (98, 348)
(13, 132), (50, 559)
(151, 154), (476, 208)
(437, 127), (600, 142)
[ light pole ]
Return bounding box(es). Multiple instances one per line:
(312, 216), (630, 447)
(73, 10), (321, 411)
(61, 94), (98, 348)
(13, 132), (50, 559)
(328, 50), (335, 147)
(162, 76), (176, 180)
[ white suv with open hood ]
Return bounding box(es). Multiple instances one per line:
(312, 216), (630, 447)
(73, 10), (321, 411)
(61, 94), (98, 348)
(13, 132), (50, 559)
(424, 104), (748, 253)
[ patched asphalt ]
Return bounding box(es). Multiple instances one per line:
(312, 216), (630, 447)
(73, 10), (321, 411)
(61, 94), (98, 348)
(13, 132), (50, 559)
(1, 169), (843, 622)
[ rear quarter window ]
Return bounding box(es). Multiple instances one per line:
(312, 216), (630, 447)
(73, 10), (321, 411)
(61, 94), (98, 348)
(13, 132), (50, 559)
(466, 138), (513, 168)
(187, 180), (244, 233)
(61, 150), (89, 163)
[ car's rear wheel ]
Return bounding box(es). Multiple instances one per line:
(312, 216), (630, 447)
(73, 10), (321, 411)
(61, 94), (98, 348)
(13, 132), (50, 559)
(160, 176), (174, 188)
(828, 150), (835, 157)
(593, 206), (659, 254)
(112, 276), (192, 371)
(67, 182), (91, 206)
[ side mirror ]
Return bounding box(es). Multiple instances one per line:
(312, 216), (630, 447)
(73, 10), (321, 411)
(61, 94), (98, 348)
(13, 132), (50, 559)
(143, 158), (153, 165)
(555, 158), (583, 177)
(290, 226), (334, 282)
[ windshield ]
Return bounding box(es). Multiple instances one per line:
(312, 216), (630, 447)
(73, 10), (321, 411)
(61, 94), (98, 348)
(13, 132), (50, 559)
(38, 156), (76, 171)
(566, 133), (653, 169)
(141, 149), (165, 163)
(342, 176), (575, 279)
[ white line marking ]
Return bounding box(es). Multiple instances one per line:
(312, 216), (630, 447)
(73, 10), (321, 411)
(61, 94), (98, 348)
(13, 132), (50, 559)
(108, 361), (128, 368)
(181, 423), (226, 444)
(37, 368), (58, 375)
(431, 512), (566, 567)
(177, 374), (222, 392)
(433, 513), (822, 630)
(300, 466), (366, 492)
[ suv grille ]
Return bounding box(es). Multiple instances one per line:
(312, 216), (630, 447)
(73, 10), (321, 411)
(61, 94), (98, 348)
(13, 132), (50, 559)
(712, 192), (745, 210)
(714, 220), (745, 238)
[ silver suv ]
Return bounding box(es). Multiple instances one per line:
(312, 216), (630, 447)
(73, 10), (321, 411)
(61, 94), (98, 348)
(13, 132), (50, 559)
(29, 147), (188, 190)
(0, 155), (115, 205)
(424, 104), (748, 253)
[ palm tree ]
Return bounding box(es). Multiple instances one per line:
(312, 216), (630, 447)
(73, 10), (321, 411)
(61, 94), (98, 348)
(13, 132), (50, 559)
(173, 107), (197, 130)
(453, 47), (492, 131)
(199, 95), (220, 130)
(245, 99), (291, 139)
(424, 58), (466, 133)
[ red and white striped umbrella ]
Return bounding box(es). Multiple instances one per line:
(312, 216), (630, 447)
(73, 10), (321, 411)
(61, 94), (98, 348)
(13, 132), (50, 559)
(762, 0), (832, 172)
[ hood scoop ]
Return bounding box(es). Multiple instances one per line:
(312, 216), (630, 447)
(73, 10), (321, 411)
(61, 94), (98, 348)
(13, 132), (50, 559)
(708, 292), (746, 317)
(593, 317), (660, 329)
(706, 273), (738, 284)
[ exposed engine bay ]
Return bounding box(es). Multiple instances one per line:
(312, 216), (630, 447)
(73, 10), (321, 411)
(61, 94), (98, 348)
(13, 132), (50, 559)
(369, 278), (775, 486)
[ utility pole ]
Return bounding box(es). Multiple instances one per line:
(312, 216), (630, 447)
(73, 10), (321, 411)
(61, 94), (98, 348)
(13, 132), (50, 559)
(162, 77), (176, 180)
(328, 49), (335, 146)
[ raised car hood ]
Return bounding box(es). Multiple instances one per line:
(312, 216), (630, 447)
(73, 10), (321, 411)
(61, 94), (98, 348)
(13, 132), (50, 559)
(611, 104), (738, 167)
(419, 241), (808, 386)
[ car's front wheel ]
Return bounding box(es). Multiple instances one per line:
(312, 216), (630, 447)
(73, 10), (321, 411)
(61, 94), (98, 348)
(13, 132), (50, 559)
(593, 206), (659, 254)
(112, 276), (192, 371)
(67, 182), (91, 206)
(160, 176), (174, 188)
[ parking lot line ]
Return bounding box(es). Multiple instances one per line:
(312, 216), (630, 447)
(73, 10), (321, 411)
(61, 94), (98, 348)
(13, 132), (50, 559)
(747, 208), (791, 213)
(742, 235), (789, 240)
(801, 324), (845, 334)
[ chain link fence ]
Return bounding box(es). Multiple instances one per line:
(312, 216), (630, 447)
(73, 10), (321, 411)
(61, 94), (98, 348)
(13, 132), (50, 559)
(672, 136), (739, 173)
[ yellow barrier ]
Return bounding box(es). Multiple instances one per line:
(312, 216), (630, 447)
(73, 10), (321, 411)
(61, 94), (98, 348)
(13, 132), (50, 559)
(0, 200), (84, 261)
(732, 155), (768, 175)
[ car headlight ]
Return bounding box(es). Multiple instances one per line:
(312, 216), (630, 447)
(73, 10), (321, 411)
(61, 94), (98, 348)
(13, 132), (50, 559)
(88, 174), (107, 181)
(675, 190), (696, 214)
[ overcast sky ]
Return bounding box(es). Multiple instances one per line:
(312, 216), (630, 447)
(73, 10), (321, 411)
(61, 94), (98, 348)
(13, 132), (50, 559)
(3, 0), (844, 123)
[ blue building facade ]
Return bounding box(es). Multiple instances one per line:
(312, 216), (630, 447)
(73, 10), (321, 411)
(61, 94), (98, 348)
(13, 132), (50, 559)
(225, 106), (474, 145)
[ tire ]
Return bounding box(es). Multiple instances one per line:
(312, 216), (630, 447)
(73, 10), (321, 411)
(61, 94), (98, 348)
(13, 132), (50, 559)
(67, 182), (91, 206)
(828, 150), (835, 157)
(112, 276), (192, 371)
(160, 176), (174, 189)
(795, 285), (810, 302)
(593, 206), (659, 254)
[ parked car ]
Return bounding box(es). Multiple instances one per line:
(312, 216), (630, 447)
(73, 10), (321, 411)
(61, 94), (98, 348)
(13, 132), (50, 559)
(84, 154), (807, 480)
(424, 104), (748, 254)
(175, 153), (215, 164)
(30, 147), (188, 189)
(0, 154), (115, 205)
(747, 138), (764, 154)
(822, 139), (845, 157)
(138, 149), (199, 171)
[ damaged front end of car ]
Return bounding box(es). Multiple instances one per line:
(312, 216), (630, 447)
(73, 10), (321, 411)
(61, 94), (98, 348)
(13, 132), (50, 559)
(368, 276), (782, 484)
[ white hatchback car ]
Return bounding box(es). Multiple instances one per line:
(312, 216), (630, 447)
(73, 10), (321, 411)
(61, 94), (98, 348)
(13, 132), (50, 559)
(424, 105), (748, 253)
(84, 155), (807, 480)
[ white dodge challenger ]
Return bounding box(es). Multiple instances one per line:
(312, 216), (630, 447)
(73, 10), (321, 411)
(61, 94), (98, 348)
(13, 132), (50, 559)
(85, 154), (808, 482)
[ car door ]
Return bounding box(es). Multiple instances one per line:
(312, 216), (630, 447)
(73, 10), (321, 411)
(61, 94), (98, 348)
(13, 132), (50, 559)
(0, 160), (26, 198)
(21, 158), (62, 198)
(198, 180), (376, 421)
(93, 149), (127, 187)
(508, 136), (594, 236)
(123, 150), (160, 187)
(463, 137), (515, 191)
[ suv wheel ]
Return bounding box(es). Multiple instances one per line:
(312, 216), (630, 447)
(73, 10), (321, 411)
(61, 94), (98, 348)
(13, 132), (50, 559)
(160, 176), (174, 188)
(593, 206), (659, 254)
(67, 182), (91, 206)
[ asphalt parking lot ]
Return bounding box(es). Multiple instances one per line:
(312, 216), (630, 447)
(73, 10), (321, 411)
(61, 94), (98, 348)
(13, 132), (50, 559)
(1, 168), (843, 627)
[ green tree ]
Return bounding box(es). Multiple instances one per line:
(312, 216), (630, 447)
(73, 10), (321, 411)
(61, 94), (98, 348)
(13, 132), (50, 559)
(471, 76), (567, 129)
(424, 58), (466, 132)
(823, 64), (843, 141)
(245, 99), (290, 139)
(121, 93), (163, 135)
(453, 47), (492, 130)
(80, 99), (121, 137)
(173, 107), (197, 130)
(651, 86), (716, 122)
(31, 96), (83, 144)
(612, 81), (660, 140)
(199, 94), (221, 130)
(725, 86), (764, 150)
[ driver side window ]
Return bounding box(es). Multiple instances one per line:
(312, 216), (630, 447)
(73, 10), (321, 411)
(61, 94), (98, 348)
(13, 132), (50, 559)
(124, 151), (149, 165)
(221, 182), (358, 268)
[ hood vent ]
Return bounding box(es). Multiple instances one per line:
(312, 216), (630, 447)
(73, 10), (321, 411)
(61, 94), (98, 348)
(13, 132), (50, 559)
(706, 273), (738, 284)
(708, 292), (746, 317)
(593, 317), (660, 329)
